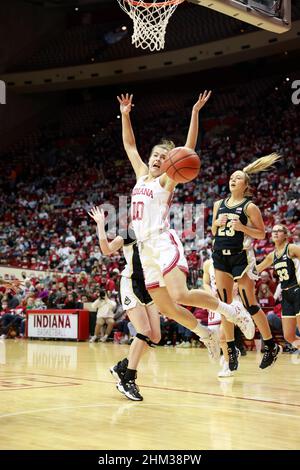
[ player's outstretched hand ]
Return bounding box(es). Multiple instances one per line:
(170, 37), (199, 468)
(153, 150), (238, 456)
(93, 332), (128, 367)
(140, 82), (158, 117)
(117, 93), (134, 115)
(88, 206), (105, 225)
(193, 90), (212, 112)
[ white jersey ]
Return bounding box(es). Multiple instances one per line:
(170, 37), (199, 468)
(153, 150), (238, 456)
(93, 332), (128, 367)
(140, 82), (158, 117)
(131, 175), (173, 242)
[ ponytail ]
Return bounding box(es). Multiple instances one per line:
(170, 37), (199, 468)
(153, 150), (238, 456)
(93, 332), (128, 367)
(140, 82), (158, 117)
(242, 153), (281, 196)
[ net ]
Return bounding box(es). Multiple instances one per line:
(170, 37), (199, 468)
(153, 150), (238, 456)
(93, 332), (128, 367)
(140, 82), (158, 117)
(117, 0), (185, 52)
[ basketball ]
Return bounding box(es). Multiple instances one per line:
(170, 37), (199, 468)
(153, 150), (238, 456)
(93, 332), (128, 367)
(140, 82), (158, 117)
(162, 146), (201, 183)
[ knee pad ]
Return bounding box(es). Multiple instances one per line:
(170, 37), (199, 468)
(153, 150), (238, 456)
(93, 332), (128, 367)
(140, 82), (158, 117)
(246, 304), (260, 316)
(136, 333), (156, 347)
(240, 288), (260, 316)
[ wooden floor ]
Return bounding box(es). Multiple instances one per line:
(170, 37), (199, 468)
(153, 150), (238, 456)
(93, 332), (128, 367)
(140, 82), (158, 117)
(0, 338), (299, 450)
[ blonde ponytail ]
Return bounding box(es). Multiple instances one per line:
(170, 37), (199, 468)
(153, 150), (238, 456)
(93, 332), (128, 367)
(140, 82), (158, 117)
(243, 153), (281, 175)
(242, 153), (281, 197)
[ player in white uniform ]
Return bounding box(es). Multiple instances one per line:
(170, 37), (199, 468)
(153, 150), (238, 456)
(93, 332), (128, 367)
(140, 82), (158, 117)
(117, 92), (255, 363)
(88, 206), (160, 401)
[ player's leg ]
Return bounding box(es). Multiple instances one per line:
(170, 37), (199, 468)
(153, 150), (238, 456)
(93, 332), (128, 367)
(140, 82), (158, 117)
(119, 304), (158, 402)
(237, 273), (281, 369)
(145, 302), (161, 345)
(214, 269), (240, 371)
(149, 284), (220, 361)
(295, 314), (300, 349)
(164, 267), (254, 341)
(281, 289), (300, 349)
(282, 317), (299, 347)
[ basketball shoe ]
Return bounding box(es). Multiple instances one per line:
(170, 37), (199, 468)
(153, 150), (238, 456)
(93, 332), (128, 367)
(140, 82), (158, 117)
(259, 343), (282, 369)
(122, 380), (143, 401)
(110, 357), (128, 382)
(227, 301), (255, 340)
(228, 347), (241, 371)
(201, 329), (220, 361)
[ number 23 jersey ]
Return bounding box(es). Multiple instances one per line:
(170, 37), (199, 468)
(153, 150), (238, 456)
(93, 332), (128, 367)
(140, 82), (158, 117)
(213, 198), (252, 252)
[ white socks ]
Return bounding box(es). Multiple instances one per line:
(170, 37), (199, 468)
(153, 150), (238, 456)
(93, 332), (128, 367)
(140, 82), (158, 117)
(215, 300), (234, 319)
(192, 321), (210, 339)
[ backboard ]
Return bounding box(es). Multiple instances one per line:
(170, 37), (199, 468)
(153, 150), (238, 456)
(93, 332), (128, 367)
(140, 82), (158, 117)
(188, 0), (291, 33)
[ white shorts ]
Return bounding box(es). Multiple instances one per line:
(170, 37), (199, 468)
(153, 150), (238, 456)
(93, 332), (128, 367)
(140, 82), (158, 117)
(138, 229), (189, 290)
(120, 276), (153, 311)
(208, 310), (222, 328)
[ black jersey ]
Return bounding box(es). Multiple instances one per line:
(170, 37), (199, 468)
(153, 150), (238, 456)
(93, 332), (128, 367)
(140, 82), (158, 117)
(273, 244), (300, 289)
(213, 198), (251, 252)
(122, 234), (144, 281)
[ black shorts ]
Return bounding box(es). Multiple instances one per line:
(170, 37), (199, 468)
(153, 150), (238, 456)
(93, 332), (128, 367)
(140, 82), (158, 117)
(212, 249), (257, 281)
(132, 278), (152, 305)
(281, 285), (300, 317)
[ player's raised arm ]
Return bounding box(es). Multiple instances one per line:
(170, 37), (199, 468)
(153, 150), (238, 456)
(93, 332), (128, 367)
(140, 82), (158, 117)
(88, 206), (124, 255)
(185, 90), (212, 149)
(256, 252), (274, 273)
(117, 93), (148, 179)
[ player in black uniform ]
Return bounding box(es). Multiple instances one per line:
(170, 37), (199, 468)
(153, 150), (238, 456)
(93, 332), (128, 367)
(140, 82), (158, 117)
(257, 224), (300, 350)
(212, 154), (282, 370)
(88, 206), (161, 402)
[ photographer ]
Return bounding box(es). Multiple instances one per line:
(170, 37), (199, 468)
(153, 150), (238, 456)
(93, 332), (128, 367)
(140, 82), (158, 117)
(89, 288), (116, 342)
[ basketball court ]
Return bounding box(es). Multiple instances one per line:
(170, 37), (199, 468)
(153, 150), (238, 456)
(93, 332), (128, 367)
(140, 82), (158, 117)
(1, 340), (299, 450)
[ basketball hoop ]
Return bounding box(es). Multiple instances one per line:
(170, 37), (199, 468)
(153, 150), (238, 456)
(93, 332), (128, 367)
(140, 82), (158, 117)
(117, 0), (185, 52)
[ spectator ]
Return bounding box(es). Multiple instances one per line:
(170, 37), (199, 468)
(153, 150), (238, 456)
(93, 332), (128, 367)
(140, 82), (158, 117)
(89, 288), (116, 342)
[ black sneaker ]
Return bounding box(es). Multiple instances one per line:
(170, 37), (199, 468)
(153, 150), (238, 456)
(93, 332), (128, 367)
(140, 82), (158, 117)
(259, 344), (282, 369)
(228, 347), (240, 371)
(122, 380), (143, 401)
(116, 381), (125, 395)
(110, 358), (128, 382)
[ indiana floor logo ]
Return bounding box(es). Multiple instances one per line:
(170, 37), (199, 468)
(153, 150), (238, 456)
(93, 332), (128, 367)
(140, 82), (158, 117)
(0, 80), (6, 104)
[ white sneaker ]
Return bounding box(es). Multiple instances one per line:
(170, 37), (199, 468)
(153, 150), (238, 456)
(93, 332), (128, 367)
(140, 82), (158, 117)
(227, 301), (255, 340)
(201, 329), (220, 361)
(100, 334), (108, 342)
(218, 361), (234, 377)
(89, 335), (97, 343)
